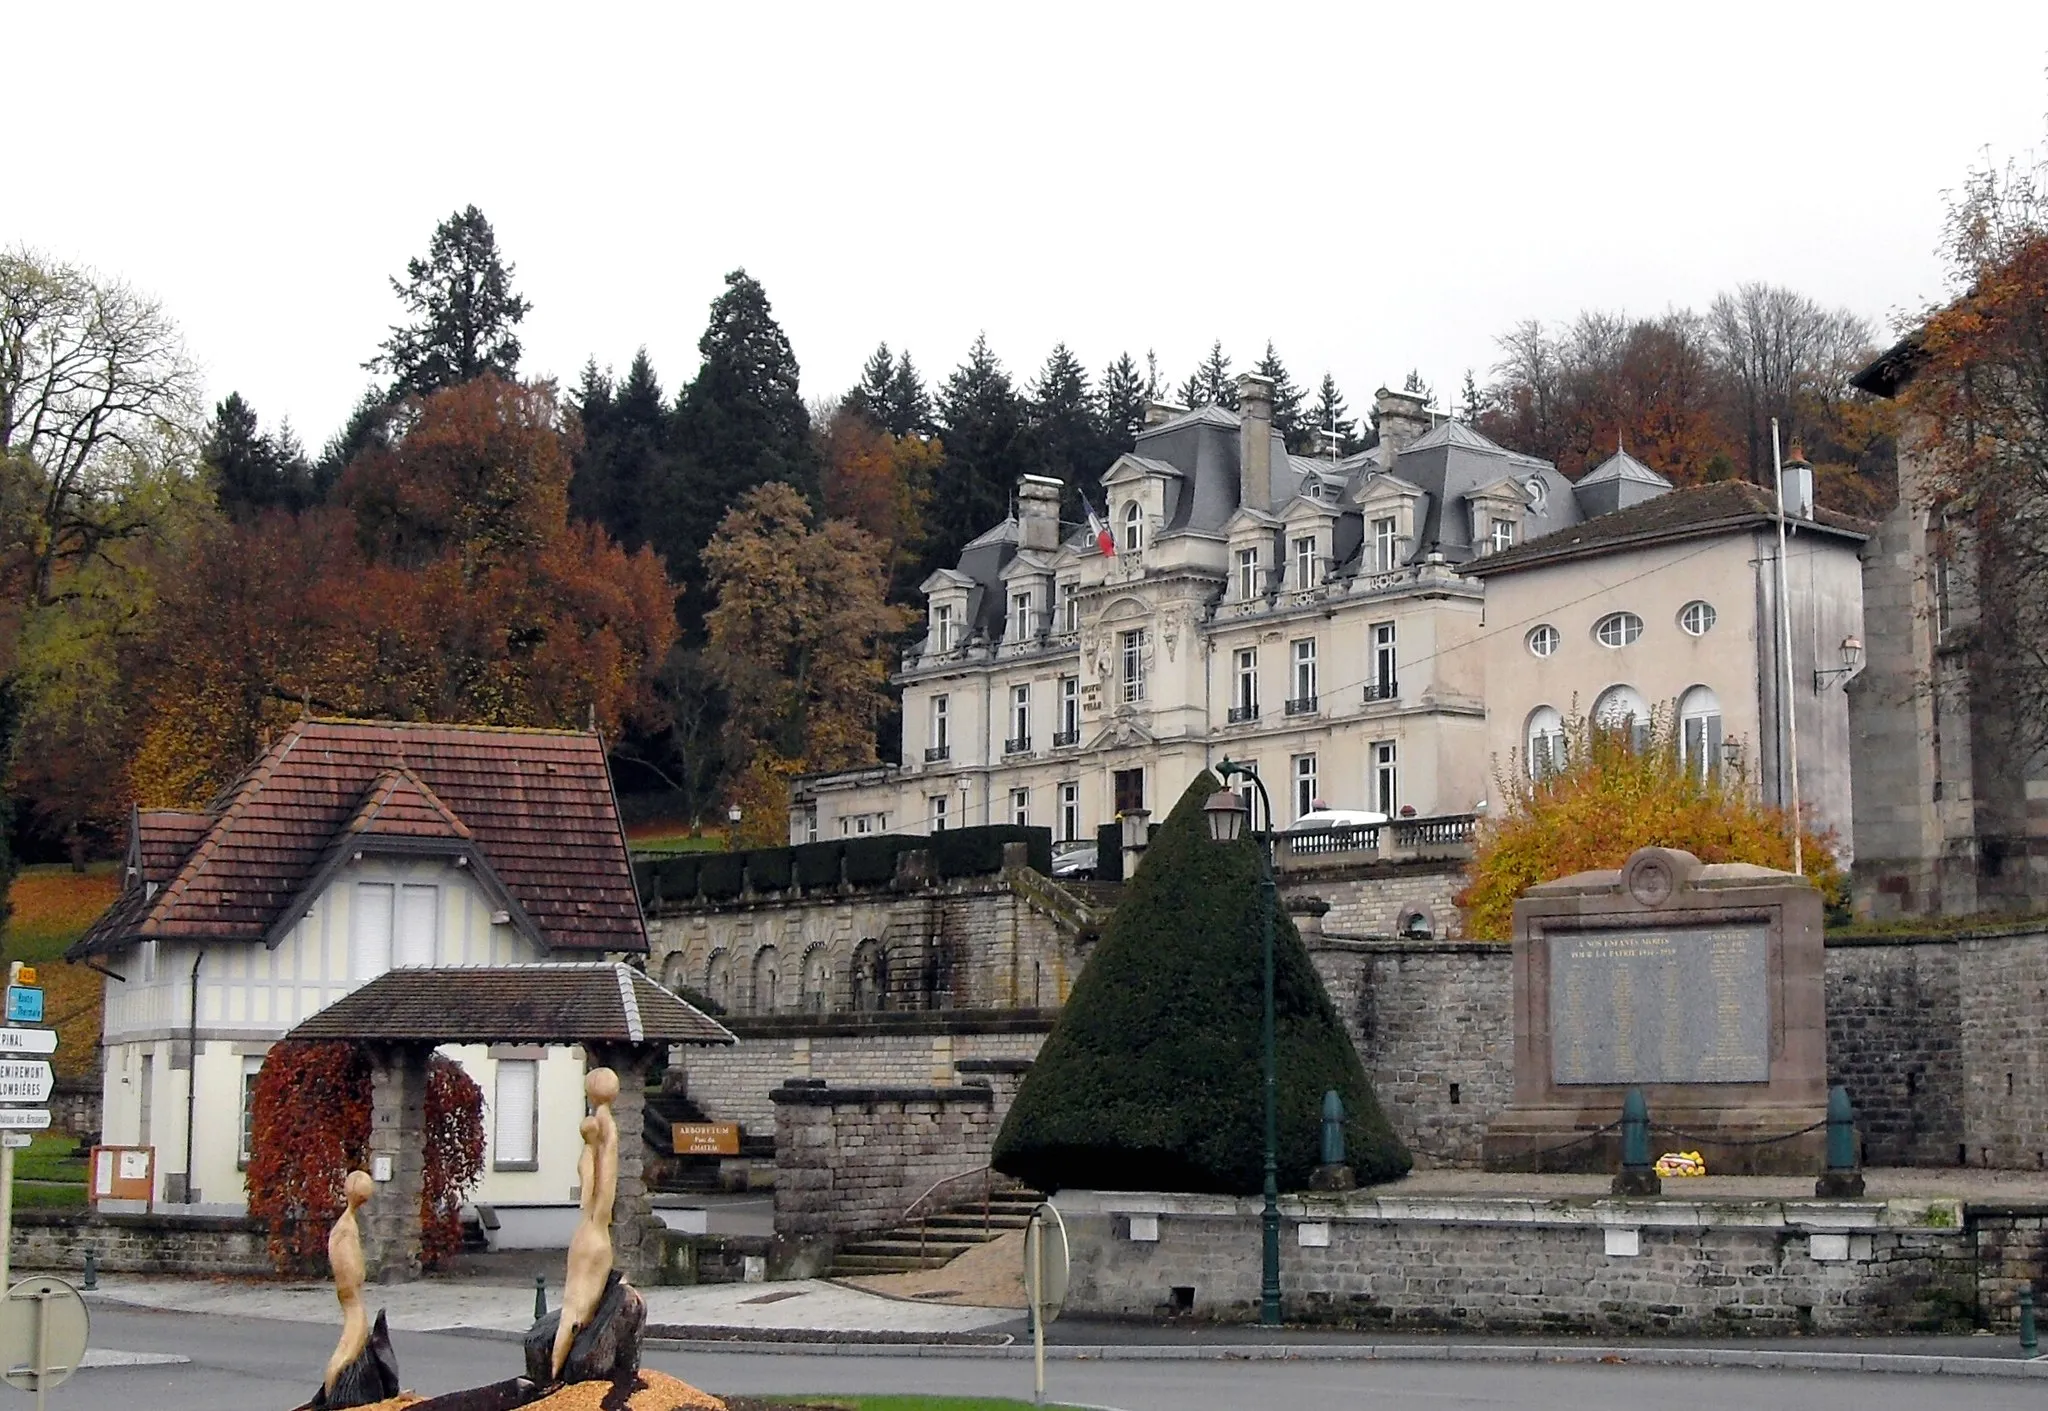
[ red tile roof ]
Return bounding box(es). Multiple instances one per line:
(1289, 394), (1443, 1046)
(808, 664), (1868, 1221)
(74, 719), (645, 958)
(135, 810), (211, 885)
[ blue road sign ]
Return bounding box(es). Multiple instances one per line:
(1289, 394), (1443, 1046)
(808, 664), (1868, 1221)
(4, 988), (43, 1025)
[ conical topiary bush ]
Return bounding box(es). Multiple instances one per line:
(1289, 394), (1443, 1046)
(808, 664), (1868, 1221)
(992, 770), (1410, 1195)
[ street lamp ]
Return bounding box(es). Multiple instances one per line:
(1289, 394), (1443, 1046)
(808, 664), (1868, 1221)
(1814, 635), (1865, 692)
(1204, 760), (1281, 1327)
(726, 804), (742, 851)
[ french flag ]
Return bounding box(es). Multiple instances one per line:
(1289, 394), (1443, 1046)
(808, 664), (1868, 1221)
(1085, 497), (1115, 556)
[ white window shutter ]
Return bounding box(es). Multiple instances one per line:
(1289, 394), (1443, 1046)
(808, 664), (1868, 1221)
(495, 1060), (537, 1166)
(352, 884), (394, 981)
(396, 885), (439, 967)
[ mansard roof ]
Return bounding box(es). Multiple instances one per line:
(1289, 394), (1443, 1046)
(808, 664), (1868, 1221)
(72, 719), (646, 959)
(1579, 448), (1674, 488)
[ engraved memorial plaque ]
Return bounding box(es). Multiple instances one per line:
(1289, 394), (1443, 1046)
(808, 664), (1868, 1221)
(1547, 925), (1770, 1085)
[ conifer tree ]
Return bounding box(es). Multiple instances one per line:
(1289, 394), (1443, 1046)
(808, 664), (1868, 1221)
(205, 392), (314, 520)
(316, 386), (398, 496)
(1310, 372), (1361, 455)
(930, 334), (1026, 576)
(571, 349), (669, 552)
(369, 205), (531, 397)
(846, 344), (934, 438)
(1252, 340), (1309, 450)
(1026, 343), (1111, 510)
(1183, 339), (1238, 409)
(1096, 352), (1148, 448)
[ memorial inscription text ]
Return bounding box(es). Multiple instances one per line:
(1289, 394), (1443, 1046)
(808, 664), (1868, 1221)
(1548, 925), (1769, 1085)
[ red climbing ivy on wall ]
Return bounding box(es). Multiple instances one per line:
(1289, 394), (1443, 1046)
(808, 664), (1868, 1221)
(246, 1041), (485, 1275)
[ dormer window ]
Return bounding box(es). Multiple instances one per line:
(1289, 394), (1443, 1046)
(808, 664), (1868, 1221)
(1236, 546), (1260, 600)
(1123, 501), (1144, 554)
(1009, 589), (1034, 642)
(1058, 579), (1079, 633)
(932, 602), (954, 653)
(1292, 535), (1317, 588)
(1489, 518), (1517, 553)
(1372, 516), (1401, 572)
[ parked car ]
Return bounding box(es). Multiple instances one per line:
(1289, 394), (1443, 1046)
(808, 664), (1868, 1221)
(1050, 840), (1098, 878)
(1291, 808), (1390, 831)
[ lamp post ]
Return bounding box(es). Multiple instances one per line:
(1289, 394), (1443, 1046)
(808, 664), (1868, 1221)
(1204, 760), (1281, 1327)
(726, 803), (742, 851)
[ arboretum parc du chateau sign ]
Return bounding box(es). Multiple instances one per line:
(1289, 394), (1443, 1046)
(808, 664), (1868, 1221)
(1484, 848), (1828, 1176)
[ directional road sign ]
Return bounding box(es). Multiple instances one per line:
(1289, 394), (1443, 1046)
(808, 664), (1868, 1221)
(0, 1111), (50, 1131)
(0, 1063), (52, 1105)
(3, 989), (41, 1025)
(0, 1135), (28, 1150)
(0, 1031), (56, 1057)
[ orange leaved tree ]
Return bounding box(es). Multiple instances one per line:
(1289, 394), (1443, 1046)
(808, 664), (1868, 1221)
(247, 1042), (485, 1274)
(1457, 708), (1843, 941)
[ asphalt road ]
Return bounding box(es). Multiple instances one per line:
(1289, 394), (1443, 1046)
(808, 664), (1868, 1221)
(52, 1307), (2048, 1411)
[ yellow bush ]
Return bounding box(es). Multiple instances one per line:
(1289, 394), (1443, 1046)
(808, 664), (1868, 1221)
(1458, 708), (1843, 941)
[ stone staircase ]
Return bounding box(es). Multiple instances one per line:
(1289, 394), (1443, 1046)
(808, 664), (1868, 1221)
(828, 1186), (1044, 1276)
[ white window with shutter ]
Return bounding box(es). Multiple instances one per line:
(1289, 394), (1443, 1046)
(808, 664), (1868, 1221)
(396, 884), (439, 967)
(494, 1059), (539, 1169)
(352, 883), (395, 982)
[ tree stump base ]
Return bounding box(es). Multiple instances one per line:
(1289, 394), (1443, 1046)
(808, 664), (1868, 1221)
(523, 1271), (647, 1388)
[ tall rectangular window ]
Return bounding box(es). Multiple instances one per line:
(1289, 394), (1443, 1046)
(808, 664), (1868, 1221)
(238, 1055), (265, 1167)
(1236, 762), (1266, 830)
(395, 884), (438, 967)
(931, 695), (950, 752)
(1236, 546), (1260, 600)
(1489, 518), (1516, 553)
(1010, 589), (1033, 641)
(1373, 516), (1400, 571)
(1009, 683), (1031, 751)
(1010, 788), (1030, 826)
(1234, 647), (1258, 718)
(493, 1059), (538, 1170)
(351, 882), (395, 982)
(1113, 768), (1145, 815)
(1292, 535), (1317, 588)
(1059, 580), (1079, 633)
(1371, 621), (1397, 699)
(931, 795), (949, 831)
(1121, 629), (1147, 703)
(1059, 675), (1079, 741)
(1373, 741), (1399, 816)
(1291, 639), (1317, 706)
(1059, 782), (1080, 841)
(1295, 754), (1320, 819)
(932, 602), (953, 652)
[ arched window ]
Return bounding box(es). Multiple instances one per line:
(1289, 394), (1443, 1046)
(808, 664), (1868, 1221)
(1679, 685), (1723, 780)
(704, 951), (732, 1014)
(1593, 684), (1652, 751)
(1123, 501), (1144, 554)
(1525, 705), (1566, 778)
(850, 939), (887, 1012)
(801, 945), (831, 1013)
(750, 945), (779, 1014)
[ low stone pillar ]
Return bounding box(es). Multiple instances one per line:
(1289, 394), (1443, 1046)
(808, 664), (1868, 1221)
(363, 1043), (429, 1282)
(590, 1044), (664, 1284)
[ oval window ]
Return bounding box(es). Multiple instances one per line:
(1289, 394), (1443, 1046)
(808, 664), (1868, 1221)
(1595, 612), (1643, 648)
(1526, 624), (1560, 658)
(1680, 600), (1717, 636)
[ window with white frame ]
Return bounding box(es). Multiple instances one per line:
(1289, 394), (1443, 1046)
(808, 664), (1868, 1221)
(1372, 741), (1399, 816)
(1292, 535), (1317, 588)
(1594, 684), (1653, 751)
(1595, 612), (1644, 648)
(1121, 629), (1147, 702)
(931, 695), (950, 752)
(1373, 516), (1401, 572)
(351, 881), (439, 981)
(1527, 623), (1560, 658)
(1236, 546), (1260, 600)
(1010, 787), (1030, 826)
(1235, 762), (1266, 830)
(1526, 706), (1566, 778)
(932, 602), (954, 652)
(1234, 647), (1258, 718)
(1059, 675), (1079, 741)
(1291, 638), (1317, 706)
(1009, 684), (1031, 751)
(1294, 754), (1319, 820)
(1489, 518), (1517, 553)
(1059, 782), (1080, 842)
(1012, 590), (1036, 642)
(238, 1055), (265, 1167)
(1059, 580), (1079, 633)
(1370, 622), (1397, 699)
(804, 810), (819, 843)
(930, 795), (949, 831)
(1679, 600), (1717, 637)
(1680, 685), (1723, 780)
(493, 1059), (539, 1170)
(1123, 501), (1144, 553)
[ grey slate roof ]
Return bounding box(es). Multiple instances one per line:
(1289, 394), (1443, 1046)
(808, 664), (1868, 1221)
(286, 963), (735, 1046)
(1580, 448), (1674, 487)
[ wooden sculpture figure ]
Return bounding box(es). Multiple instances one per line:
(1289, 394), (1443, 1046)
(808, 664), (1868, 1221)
(551, 1066), (620, 1378)
(324, 1170), (374, 1393)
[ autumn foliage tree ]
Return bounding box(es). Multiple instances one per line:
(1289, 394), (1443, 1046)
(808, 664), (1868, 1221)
(703, 482), (909, 844)
(821, 405), (938, 599)
(1458, 709), (1844, 941)
(246, 1041), (485, 1274)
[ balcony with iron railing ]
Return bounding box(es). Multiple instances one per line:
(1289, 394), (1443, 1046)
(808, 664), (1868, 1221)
(1363, 679), (1400, 704)
(1003, 736), (1032, 756)
(1051, 729), (1080, 748)
(924, 745), (951, 763)
(1227, 704), (1260, 724)
(1284, 695), (1319, 717)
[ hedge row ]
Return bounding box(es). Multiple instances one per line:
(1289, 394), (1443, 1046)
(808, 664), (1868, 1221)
(632, 824), (1055, 905)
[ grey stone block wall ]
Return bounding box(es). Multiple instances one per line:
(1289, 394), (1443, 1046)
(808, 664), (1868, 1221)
(1958, 930), (2048, 1169)
(12, 1212), (272, 1277)
(684, 1028), (1046, 1134)
(772, 1085), (1003, 1240)
(1824, 939), (1963, 1165)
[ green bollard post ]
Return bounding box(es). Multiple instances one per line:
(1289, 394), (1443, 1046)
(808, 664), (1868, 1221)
(1816, 1085), (1866, 1197)
(535, 1274), (547, 1320)
(1611, 1088), (1661, 1196)
(2021, 1282), (2038, 1359)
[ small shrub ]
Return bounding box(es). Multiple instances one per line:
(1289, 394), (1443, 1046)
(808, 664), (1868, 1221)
(744, 847), (793, 892)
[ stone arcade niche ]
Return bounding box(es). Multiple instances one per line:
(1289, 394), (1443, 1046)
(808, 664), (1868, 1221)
(1484, 847), (1827, 1175)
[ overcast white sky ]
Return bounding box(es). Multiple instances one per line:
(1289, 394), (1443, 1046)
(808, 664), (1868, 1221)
(14, 2), (2047, 445)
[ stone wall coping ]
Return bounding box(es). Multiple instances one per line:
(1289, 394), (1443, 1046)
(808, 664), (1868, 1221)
(646, 868), (1017, 919)
(1050, 1189), (1956, 1234)
(1278, 858), (1469, 885)
(768, 1082), (997, 1107)
(1825, 922), (2048, 947)
(1314, 935), (1505, 956)
(12, 1210), (266, 1233)
(954, 1057), (1035, 1074)
(723, 1009), (1059, 1041)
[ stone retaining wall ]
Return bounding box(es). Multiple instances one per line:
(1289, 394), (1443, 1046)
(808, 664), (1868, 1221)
(11, 1211), (272, 1277)
(1056, 1190), (1980, 1333)
(771, 1082), (1005, 1241)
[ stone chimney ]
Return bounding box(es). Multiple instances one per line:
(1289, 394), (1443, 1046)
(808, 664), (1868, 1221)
(1781, 447), (1815, 520)
(1375, 387), (1432, 461)
(1143, 399), (1186, 428)
(1238, 373), (1275, 512)
(1017, 474), (1063, 552)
